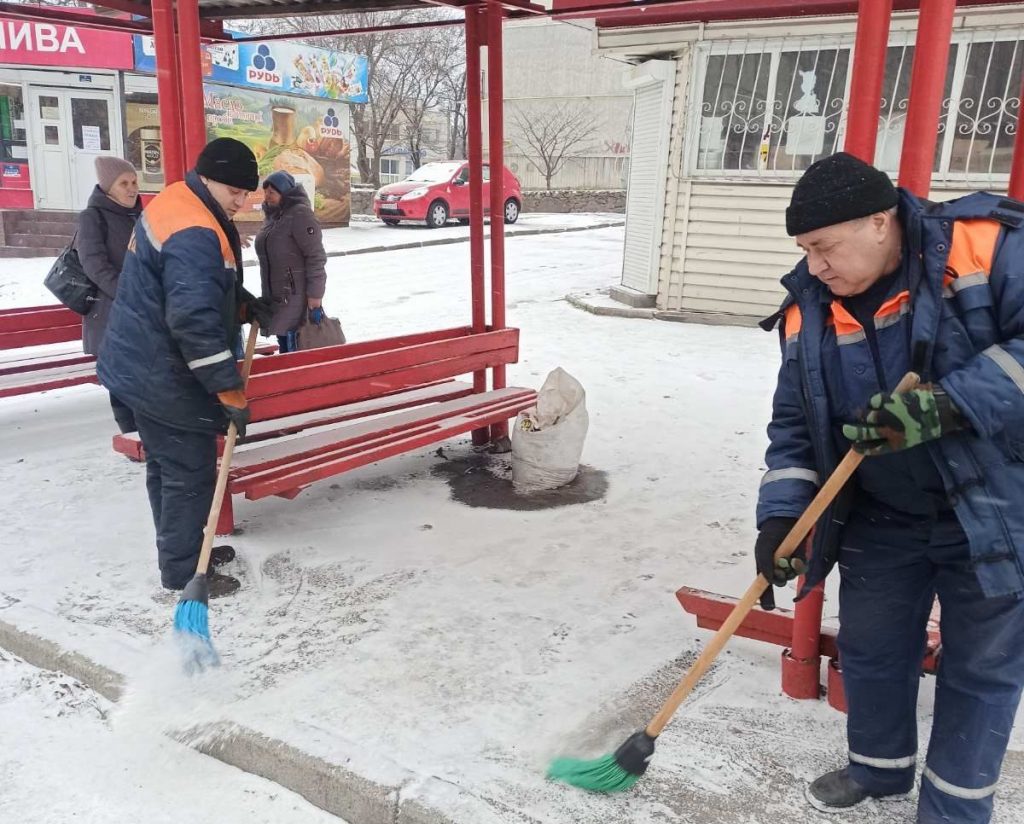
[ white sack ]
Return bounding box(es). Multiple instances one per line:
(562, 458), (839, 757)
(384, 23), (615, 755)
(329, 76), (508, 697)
(511, 367), (588, 492)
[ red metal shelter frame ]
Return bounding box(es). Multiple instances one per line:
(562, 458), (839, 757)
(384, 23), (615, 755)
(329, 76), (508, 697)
(11, 0), (1024, 702)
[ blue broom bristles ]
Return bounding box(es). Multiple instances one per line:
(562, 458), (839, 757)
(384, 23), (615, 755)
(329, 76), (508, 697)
(173, 598), (220, 673)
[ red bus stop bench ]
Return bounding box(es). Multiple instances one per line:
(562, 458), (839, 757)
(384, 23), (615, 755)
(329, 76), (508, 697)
(0, 304), (275, 400)
(112, 325), (537, 533)
(0, 305), (96, 399)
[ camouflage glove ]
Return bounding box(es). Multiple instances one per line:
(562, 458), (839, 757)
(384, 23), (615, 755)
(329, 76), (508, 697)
(842, 386), (965, 456)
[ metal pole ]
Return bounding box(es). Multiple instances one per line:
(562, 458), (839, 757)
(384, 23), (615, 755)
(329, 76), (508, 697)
(897, 0), (956, 196)
(843, 0), (893, 162)
(176, 0), (208, 168)
(151, 0), (184, 184)
(781, 580), (826, 700)
(486, 0), (508, 443)
(466, 5), (490, 446)
(1009, 73), (1024, 199)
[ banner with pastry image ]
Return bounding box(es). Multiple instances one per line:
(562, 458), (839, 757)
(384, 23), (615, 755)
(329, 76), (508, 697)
(203, 83), (351, 224)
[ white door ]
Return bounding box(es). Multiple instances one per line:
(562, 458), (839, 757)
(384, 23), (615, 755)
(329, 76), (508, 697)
(29, 88), (116, 210)
(621, 61), (675, 296)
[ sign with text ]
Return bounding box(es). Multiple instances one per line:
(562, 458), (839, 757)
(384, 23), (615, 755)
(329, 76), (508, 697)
(134, 36), (368, 103)
(0, 16), (133, 69)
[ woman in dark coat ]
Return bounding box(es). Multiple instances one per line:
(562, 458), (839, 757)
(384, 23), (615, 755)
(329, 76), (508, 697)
(254, 171), (328, 353)
(77, 155), (142, 432)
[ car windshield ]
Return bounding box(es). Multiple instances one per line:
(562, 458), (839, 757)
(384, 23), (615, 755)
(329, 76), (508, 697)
(404, 162), (462, 184)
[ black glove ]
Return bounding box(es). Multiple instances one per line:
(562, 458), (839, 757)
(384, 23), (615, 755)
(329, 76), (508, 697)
(217, 390), (251, 442)
(754, 516), (804, 611)
(238, 288), (273, 331)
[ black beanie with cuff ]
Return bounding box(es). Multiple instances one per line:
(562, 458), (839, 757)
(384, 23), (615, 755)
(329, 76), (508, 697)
(785, 152), (898, 236)
(195, 137), (260, 192)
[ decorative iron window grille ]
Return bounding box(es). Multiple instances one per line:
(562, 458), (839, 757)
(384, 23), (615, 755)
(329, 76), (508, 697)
(688, 26), (1024, 186)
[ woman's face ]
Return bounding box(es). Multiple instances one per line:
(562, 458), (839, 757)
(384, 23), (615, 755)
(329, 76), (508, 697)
(265, 186), (283, 207)
(108, 172), (139, 208)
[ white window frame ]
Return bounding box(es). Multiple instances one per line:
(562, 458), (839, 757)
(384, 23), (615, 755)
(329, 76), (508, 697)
(685, 24), (1024, 188)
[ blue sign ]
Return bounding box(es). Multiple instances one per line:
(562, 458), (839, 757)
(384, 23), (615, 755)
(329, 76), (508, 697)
(133, 35), (368, 103)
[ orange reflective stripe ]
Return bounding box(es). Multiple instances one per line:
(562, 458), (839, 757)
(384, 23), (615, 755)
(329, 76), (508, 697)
(946, 218), (1001, 280)
(830, 301), (862, 339)
(784, 304), (802, 341)
(142, 181), (237, 267)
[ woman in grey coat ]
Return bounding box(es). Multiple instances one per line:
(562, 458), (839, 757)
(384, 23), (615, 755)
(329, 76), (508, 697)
(77, 155), (142, 432)
(255, 171), (328, 353)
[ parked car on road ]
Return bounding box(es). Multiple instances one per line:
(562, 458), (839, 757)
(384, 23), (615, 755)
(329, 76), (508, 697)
(373, 161), (522, 228)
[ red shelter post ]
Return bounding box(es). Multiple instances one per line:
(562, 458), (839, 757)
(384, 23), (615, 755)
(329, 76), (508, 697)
(781, 0), (898, 704)
(466, 6), (490, 445)
(176, 0), (208, 168)
(898, 0), (957, 196)
(486, 0), (508, 443)
(1009, 73), (1024, 200)
(844, 0), (893, 162)
(150, 0), (184, 184)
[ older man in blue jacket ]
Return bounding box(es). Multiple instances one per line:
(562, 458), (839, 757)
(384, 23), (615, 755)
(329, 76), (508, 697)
(756, 152), (1024, 824)
(98, 138), (271, 599)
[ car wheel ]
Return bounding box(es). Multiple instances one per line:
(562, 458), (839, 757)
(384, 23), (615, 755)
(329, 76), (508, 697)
(426, 200), (449, 229)
(382, 218), (400, 226)
(503, 198), (520, 225)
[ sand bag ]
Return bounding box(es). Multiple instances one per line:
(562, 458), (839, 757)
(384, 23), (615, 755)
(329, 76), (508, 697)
(512, 367), (589, 492)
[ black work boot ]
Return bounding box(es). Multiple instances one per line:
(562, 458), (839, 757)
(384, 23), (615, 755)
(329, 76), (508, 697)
(210, 545), (236, 567)
(806, 767), (908, 813)
(207, 572), (241, 599)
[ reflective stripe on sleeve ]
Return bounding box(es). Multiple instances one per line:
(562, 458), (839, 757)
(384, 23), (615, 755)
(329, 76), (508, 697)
(187, 349), (233, 370)
(951, 271), (988, 292)
(760, 468), (820, 488)
(982, 344), (1024, 396)
(923, 766), (998, 800)
(849, 751), (916, 770)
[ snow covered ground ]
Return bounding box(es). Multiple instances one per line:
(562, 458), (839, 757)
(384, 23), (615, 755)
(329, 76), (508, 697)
(0, 650), (346, 823)
(2, 225), (1024, 823)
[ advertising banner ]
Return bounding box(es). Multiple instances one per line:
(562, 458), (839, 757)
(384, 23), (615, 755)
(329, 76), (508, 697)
(203, 83), (352, 223)
(0, 16), (134, 69)
(134, 36), (368, 103)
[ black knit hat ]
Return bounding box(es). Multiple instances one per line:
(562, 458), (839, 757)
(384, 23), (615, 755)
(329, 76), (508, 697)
(785, 152), (898, 236)
(195, 137), (259, 192)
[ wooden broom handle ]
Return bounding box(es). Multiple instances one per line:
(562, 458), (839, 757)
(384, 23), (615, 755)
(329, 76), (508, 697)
(195, 322), (261, 576)
(645, 371), (920, 737)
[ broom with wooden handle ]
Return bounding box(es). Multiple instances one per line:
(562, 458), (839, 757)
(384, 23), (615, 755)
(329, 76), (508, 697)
(173, 321), (260, 673)
(548, 372), (920, 792)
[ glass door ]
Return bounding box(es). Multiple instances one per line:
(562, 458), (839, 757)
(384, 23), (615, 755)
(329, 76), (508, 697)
(68, 91), (113, 209)
(28, 89), (70, 209)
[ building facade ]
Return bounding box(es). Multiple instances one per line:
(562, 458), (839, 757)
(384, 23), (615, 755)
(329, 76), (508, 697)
(595, 4), (1024, 319)
(0, 13), (363, 225)
(489, 17), (634, 191)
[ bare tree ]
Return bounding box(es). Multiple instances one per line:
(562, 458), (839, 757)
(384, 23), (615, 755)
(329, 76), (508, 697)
(440, 60), (467, 160)
(396, 26), (463, 168)
(510, 102), (598, 190)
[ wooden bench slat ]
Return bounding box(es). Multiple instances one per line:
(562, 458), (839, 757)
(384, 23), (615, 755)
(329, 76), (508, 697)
(0, 324), (83, 350)
(243, 380), (473, 444)
(235, 388), (536, 500)
(0, 306), (79, 333)
(0, 364), (98, 398)
(234, 386), (534, 475)
(246, 326), (472, 375)
(0, 349), (94, 377)
(249, 346), (519, 421)
(248, 328), (518, 399)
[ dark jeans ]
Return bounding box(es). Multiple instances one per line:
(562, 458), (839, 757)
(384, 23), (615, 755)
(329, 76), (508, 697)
(838, 510), (1024, 824)
(134, 412), (217, 589)
(109, 392), (136, 434)
(277, 331), (298, 354)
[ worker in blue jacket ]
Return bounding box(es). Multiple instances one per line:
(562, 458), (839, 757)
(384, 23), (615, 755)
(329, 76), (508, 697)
(98, 138), (271, 599)
(756, 152), (1024, 824)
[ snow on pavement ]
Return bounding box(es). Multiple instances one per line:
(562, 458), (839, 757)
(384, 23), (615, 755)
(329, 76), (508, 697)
(2, 225), (1024, 823)
(0, 650), (346, 824)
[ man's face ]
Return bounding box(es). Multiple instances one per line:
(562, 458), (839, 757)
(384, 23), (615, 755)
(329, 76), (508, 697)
(795, 212), (897, 297)
(203, 178), (249, 218)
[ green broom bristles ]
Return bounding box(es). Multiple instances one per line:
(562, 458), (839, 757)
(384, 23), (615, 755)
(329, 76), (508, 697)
(547, 754), (642, 792)
(547, 729), (656, 793)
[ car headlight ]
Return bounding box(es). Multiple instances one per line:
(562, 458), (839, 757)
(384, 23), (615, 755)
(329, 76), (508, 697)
(401, 188), (429, 200)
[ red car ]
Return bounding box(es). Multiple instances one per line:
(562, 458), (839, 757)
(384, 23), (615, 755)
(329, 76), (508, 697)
(373, 160), (522, 228)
